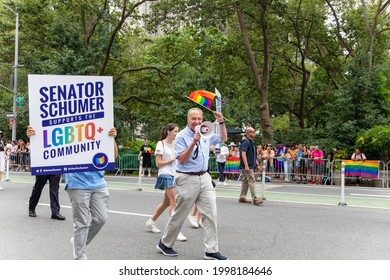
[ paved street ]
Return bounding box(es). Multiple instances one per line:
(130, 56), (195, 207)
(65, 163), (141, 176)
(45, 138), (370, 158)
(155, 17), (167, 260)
(1, 173), (390, 260)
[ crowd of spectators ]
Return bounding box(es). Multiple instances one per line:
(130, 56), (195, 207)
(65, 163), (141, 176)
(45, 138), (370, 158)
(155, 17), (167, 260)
(255, 144), (330, 184)
(3, 138), (30, 171)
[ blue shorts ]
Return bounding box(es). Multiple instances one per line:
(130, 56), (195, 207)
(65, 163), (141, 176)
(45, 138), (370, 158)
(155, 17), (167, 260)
(154, 174), (175, 190)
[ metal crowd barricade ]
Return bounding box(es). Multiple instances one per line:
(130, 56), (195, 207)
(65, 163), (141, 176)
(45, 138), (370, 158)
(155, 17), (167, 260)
(114, 154), (122, 175)
(115, 154), (140, 175)
(256, 157), (330, 184)
(331, 159), (386, 188)
(379, 161), (387, 188)
(209, 155), (332, 184)
(115, 154), (157, 176)
(209, 155), (242, 181)
(387, 161), (390, 188)
(208, 156), (218, 173)
(6, 151), (30, 172)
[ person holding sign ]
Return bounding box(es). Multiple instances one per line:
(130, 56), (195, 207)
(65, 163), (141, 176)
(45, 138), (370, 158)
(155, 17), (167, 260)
(156, 108), (229, 260)
(28, 173), (65, 220)
(27, 126), (118, 260)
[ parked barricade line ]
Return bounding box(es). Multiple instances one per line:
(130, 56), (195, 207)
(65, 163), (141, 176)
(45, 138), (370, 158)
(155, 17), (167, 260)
(260, 157), (331, 184)
(211, 156), (331, 184)
(386, 161), (390, 188)
(13, 148), (387, 189)
(114, 154), (122, 175)
(5, 152), (30, 172)
(115, 154), (140, 175)
(331, 159), (386, 188)
(112, 154), (389, 205)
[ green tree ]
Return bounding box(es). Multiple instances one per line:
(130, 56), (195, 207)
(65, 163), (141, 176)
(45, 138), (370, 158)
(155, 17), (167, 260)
(357, 124), (390, 161)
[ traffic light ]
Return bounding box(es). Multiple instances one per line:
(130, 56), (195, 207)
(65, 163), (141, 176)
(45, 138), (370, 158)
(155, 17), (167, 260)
(16, 97), (24, 107)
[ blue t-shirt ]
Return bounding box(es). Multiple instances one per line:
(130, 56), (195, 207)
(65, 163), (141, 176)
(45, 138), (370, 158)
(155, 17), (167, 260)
(64, 171), (107, 190)
(296, 149), (303, 159)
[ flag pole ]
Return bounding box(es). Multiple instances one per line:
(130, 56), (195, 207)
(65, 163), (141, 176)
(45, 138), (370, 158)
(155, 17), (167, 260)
(215, 88), (222, 135)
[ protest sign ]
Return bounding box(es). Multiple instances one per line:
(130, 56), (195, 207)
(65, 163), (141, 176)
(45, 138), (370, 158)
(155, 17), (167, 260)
(28, 75), (115, 175)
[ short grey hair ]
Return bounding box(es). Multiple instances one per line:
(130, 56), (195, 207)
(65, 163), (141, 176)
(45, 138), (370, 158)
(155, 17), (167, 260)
(187, 108), (203, 117)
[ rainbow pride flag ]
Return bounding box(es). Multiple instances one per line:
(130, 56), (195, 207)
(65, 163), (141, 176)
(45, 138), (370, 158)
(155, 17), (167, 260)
(224, 156), (240, 173)
(342, 160), (379, 178)
(187, 90), (216, 109)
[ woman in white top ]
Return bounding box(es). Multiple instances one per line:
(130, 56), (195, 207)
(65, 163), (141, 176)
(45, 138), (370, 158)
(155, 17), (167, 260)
(145, 123), (187, 241)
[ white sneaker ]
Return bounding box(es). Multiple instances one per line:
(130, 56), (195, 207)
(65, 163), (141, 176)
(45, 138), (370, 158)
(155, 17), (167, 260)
(177, 232), (187, 241)
(145, 219), (161, 233)
(0, 186), (3, 190)
(223, 182), (228, 186)
(148, 174), (151, 177)
(217, 181), (223, 185)
(188, 215), (199, 228)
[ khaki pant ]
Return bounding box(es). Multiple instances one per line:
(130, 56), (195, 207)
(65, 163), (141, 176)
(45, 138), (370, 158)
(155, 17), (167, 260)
(240, 169), (257, 199)
(161, 172), (219, 253)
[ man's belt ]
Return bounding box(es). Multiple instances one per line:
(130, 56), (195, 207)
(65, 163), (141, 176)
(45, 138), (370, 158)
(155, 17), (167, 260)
(176, 170), (207, 176)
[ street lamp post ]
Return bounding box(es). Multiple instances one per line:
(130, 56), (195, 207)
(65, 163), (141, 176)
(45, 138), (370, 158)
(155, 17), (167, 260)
(1, 3), (19, 141)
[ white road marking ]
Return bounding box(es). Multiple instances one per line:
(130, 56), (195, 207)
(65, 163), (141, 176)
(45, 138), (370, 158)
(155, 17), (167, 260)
(33, 203), (151, 217)
(350, 193), (390, 198)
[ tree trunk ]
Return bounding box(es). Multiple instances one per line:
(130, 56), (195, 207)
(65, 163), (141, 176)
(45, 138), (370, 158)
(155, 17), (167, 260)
(236, 3), (273, 143)
(361, 0), (390, 70)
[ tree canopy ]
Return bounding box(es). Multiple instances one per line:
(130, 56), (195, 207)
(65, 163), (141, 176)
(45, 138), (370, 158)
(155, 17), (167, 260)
(0, 0), (389, 159)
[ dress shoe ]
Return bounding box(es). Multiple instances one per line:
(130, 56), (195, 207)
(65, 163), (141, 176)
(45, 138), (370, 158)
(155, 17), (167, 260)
(29, 210), (37, 217)
(51, 213), (66, 220)
(238, 197), (252, 203)
(253, 199), (264, 206)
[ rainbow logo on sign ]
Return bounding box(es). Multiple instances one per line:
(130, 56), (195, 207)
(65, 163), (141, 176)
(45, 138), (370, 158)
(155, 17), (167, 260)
(95, 156), (106, 165)
(92, 153), (109, 169)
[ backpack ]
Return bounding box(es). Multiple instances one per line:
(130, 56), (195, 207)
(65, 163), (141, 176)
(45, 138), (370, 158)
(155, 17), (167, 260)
(322, 176), (332, 185)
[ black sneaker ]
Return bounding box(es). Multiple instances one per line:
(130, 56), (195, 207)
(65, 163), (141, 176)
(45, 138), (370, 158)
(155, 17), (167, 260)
(157, 240), (178, 257)
(204, 252), (229, 260)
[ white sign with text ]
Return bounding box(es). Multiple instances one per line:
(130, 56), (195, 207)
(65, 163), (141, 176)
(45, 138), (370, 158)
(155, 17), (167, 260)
(28, 75), (115, 175)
